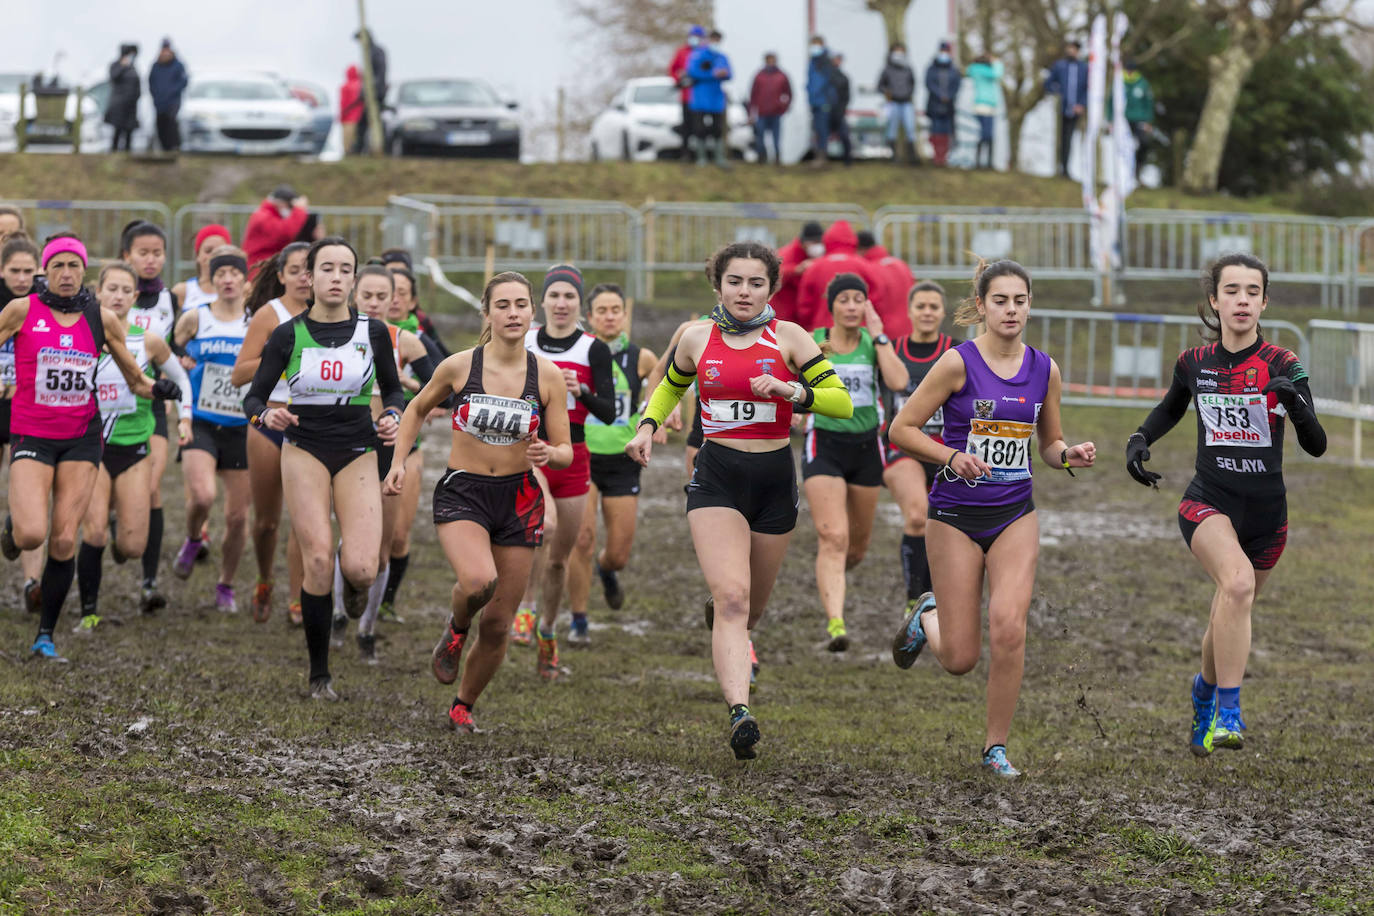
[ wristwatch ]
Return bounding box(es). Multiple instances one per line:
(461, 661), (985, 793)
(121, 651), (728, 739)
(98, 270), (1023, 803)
(874, 333), (891, 346)
(787, 381), (806, 403)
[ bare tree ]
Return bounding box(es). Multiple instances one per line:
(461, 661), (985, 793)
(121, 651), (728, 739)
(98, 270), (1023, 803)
(866, 0), (908, 46)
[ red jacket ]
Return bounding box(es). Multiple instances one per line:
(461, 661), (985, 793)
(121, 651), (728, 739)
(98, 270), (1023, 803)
(339, 65), (362, 124)
(669, 45), (693, 104)
(243, 199), (310, 272)
(772, 238), (812, 324)
(749, 66), (792, 117)
(863, 245), (916, 339)
(796, 221), (885, 331)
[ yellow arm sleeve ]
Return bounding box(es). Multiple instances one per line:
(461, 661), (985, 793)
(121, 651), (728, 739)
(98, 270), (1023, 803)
(798, 357), (852, 419)
(640, 362), (695, 431)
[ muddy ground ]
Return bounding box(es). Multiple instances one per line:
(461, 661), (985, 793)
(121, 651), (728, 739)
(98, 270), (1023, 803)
(1, 385), (1372, 915)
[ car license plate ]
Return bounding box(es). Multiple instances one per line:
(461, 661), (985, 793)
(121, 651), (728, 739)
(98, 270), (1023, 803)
(447, 130), (491, 145)
(29, 123), (66, 136)
(236, 141), (273, 154)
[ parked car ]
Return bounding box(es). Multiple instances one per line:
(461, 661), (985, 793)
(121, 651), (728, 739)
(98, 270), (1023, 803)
(385, 78), (520, 158)
(286, 79), (335, 156)
(588, 76), (754, 161)
(179, 72), (320, 155)
(0, 72), (103, 152)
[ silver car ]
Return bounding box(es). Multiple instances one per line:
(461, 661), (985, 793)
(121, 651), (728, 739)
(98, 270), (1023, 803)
(180, 72), (320, 155)
(385, 78), (520, 159)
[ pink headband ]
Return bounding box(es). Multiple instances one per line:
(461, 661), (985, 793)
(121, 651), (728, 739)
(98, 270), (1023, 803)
(41, 237), (88, 270)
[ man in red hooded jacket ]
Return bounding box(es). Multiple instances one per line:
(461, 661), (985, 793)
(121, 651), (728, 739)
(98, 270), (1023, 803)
(771, 221), (824, 324)
(339, 65), (363, 154)
(795, 220), (884, 330)
(857, 229), (915, 338)
(243, 185), (313, 272)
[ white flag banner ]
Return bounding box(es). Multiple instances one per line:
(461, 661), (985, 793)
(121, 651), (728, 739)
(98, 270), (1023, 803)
(1110, 12), (1138, 208)
(1084, 15), (1109, 272)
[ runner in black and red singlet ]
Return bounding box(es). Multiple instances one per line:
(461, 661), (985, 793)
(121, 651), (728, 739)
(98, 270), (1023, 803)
(880, 281), (954, 619)
(1125, 253), (1326, 758)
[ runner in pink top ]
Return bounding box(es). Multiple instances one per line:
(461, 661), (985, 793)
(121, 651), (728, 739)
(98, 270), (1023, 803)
(0, 235), (161, 663)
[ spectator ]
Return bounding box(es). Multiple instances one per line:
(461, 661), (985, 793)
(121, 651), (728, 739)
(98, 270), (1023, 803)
(148, 38), (188, 153)
(857, 230), (915, 338)
(829, 53), (853, 166)
(806, 35), (836, 167)
(669, 26), (706, 159)
(1045, 39), (1088, 179)
(796, 220), (884, 331)
(748, 52), (791, 164)
(243, 186), (316, 270)
(351, 29), (388, 154)
(105, 43), (141, 152)
(339, 65), (363, 154)
(965, 53), (1003, 170)
(877, 43), (919, 164)
(686, 29), (732, 168)
(773, 221), (825, 323)
(1110, 58), (1155, 179)
(924, 41), (961, 167)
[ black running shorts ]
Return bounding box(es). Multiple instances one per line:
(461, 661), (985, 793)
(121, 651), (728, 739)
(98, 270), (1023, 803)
(433, 467), (545, 548)
(589, 452), (643, 497)
(686, 441), (798, 535)
(1178, 478), (1287, 571)
(801, 427), (883, 486)
(187, 419), (248, 471)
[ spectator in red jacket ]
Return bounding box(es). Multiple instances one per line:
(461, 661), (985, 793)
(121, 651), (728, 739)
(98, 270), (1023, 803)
(795, 220), (884, 330)
(669, 26), (706, 159)
(858, 229), (915, 338)
(749, 52), (792, 164)
(242, 186), (316, 273)
(772, 221), (825, 324)
(339, 65), (363, 155)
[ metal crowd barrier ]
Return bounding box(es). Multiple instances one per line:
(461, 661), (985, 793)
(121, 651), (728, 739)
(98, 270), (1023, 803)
(0, 199), (172, 271)
(873, 206), (1093, 284)
(169, 203), (388, 279)
(1307, 319), (1374, 464)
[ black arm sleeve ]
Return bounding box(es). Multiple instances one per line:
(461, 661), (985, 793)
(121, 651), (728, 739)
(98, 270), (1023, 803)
(419, 330), (446, 366)
(1137, 360), (1192, 445)
(1288, 376), (1327, 457)
(579, 338), (618, 425)
(370, 320), (406, 413)
(408, 353), (435, 387)
(243, 320), (294, 419)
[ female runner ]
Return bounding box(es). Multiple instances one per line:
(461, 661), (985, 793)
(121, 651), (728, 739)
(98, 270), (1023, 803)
(172, 224), (232, 311)
(172, 246), (252, 612)
(1, 234), (46, 613)
(244, 237), (404, 700)
(1125, 253), (1325, 756)
(889, 259), (1095, 778)
(625, 241), (854, 760)
(880, 282), (954, 617)
(802, 274), (908, 651)
(385, 270), (571, 732)
(75, 262), (191, 630)
(0, 235), (156, 661)
(231, 241), (311, 624)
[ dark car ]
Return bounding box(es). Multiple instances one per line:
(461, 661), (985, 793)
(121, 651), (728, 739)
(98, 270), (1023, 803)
(385, 78), (520, 159)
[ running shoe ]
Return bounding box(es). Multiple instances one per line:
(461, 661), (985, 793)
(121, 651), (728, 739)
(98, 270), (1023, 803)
(357, 633), (378, 665)
(30, 634), (67, 663)
(1213, 707), (1247, 750)
(172, 539), (200, 580)
(729, 709), (760, 760)
(215, 583), (237, 614)
(23, 578), (41, 615)
(704, 596), (714, 630)
(596, 561), (625, 610)
(139, 585), (166, 616)
(826, 617), (850, 653)
(309, 676), (339, 702)
(251, 582), (272, 623)
(448, 699), (476, 734)
(196, 529), (212, 563)
(536, 632), (561, 681)
(567, 615), (590, 647)
(1, 516), (19, 561)
(749, 639), (759, 685)
(72, 613), (103, 634)
(892, 592), (935, 669)
(510, 608), (536, 647)
(377, 601), (405, 625)
(432, 618), (468, 685)
(1190, 685), (1219, 758)
(982, 745), (1021, 778)
(287, 601), (303, 627)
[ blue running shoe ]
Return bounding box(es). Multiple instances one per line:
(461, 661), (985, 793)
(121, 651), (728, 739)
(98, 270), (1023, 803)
(30, 635), (68, 663)
(892, 591), (935, 669)
(982, 745), (1021, 778)
(567, 614), (590, 647)
(1190, 685), (1218, 757)
(1213, 707), (1246, 750)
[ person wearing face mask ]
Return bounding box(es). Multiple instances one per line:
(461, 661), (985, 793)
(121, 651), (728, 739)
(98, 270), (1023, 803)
(965, 53), (1003, 169)
(686, 29), (733, 168)
(924, 41), (962, 166)
(669, 26), (707, 159)
(796, 220), (885, 332)
(856, 229), (915, 338)
(748, 53), (792, 165)
(806, 36), (837, 165)
(1045, 40), (1088, 179)
(877, 43), (919, 164)
(773, 222), (825, 325)
(243, 186), (318, 270)
(105, 43), (141, 152)
(828, 53), (853, 166)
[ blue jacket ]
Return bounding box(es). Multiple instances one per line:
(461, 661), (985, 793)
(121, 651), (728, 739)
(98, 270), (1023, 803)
(924, 60), (962, 119)
(148, 56), (188, 114)
(686, 46), (731, 113)
(1045, 57), (1088, 116)
(807, 52), (834, 109)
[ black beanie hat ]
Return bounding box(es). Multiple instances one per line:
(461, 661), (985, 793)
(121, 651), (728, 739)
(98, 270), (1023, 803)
(826, 272), (868, 311)
(542, 264), (583, 299)
(801, 222), (824, 242)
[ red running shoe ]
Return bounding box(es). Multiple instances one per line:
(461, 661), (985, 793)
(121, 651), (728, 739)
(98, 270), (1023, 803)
(432, 618), (468, 684)
(448, 699), (476, 734)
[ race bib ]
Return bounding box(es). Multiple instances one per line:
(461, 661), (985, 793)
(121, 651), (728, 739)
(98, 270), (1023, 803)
(299, 347), (370, 400)
(892, 393), (944, 434)
(711, 399), (777, 424)
(456, 394), (537, 446)
(965, 418), (1033, 482)
(197, 362), (247, 417)
(96, 359), (137, 418)
(836, 364), (875, 408)
(0, 345), (15, 387)
(35, 348), (97, 408)
(1198, 393), (1271, 448)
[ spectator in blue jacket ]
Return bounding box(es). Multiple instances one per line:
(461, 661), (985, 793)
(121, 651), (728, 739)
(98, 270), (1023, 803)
(806, 35), (836, 166)
(924, 41), (961, 166)
(148, 38), (188, 152)
(686, 29), (732, 167)
(1045, 39), (1088, 178)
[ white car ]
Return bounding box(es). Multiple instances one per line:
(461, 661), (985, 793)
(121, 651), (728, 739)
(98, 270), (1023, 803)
(0, 72), (103, 152)
(589, 76), (754, 162)
(180, 72), (321, 155)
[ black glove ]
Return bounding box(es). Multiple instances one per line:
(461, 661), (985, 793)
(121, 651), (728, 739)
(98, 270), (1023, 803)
(151, 378), (182, 402)
(1125, 431), (1161, 489)
(1261, 376), (1301, 412)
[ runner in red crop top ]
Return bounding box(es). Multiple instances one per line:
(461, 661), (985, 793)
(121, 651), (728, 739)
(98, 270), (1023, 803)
(697, 321), (796, 439)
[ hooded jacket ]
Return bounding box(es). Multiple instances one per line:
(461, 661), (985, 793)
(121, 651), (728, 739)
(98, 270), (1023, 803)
(749, 65), (792, 118)
(877, 56), (916, 103)
(669, 44), (694, 104)
(686, 46), (731, 114)
(148, 54), (188, 115)
(796, 221), (884, 331)
(807, 51), (834, 109)
(924, 58), (962, 120)
(862, 244), (916, 339)
(243, 199), (310, 270)
(772, 236), (818, 324)
(339, 65), (363, 123)
(104, 59), (141, 130)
